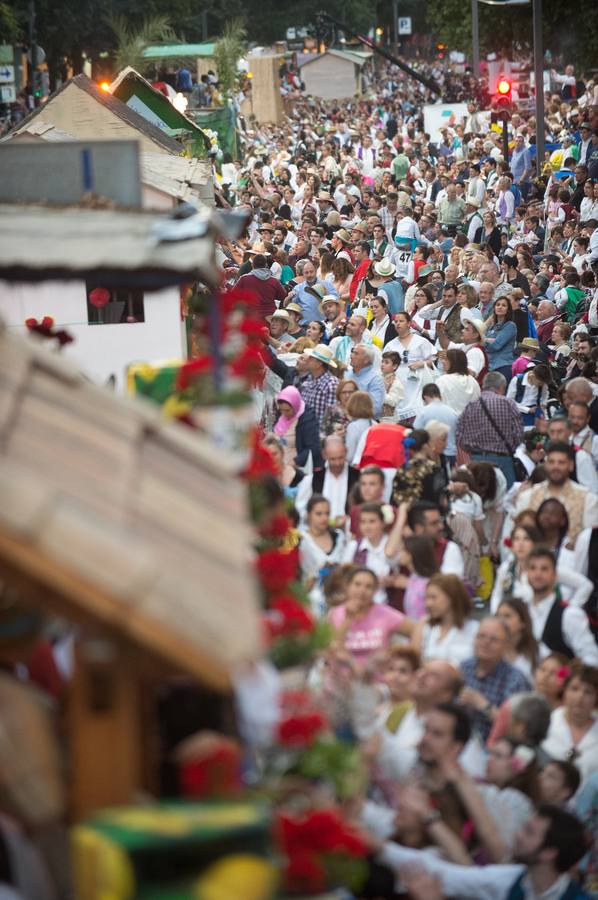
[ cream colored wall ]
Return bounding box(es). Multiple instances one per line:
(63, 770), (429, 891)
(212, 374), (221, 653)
(301, 57), (358, 101)
(15, 83), (172, 155)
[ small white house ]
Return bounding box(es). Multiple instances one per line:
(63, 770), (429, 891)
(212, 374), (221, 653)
(0, 204), (218, 389)
(297, 49), (371, 100)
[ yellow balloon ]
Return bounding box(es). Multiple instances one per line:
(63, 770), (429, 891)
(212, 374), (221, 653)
(194, 854), (277, 900)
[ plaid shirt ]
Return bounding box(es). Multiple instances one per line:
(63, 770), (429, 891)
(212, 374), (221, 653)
(379, 206), (396, 233)
(456, 391), (524, 455)
(300, 371), (338, 430)
(460, 657), (531, 741)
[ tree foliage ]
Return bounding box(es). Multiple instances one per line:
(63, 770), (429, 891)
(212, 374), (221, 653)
(426, 0), (598, 74)
(213, 19), (246, 96)
(108, 13), (176, 73)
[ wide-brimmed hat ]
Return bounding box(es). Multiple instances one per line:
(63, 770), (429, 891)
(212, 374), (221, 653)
(518, 337), (540, 351)
(285, 302), (302, 316)
(317, 190), (332, 202)
(305, 343), (338, 368)
(266, 309), (291, 324)
(461, 312), (487, 339)
(334, 228), (352, 244)
(465, 196), (481, 208)
(305, 283), (329, 302)
(319, 294), (343, 314)
(417, 264), (437, 280)
(373, 258), (397, 278)
(248, 241), (269, 254)
(259, 222), (275, 232)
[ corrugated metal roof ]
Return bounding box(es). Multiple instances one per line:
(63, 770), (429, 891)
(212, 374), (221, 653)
(0, 204), (218, 289)
(0, 323), (260, 690)
(143, 43), (216, 59)
(297, 48), (371, 68)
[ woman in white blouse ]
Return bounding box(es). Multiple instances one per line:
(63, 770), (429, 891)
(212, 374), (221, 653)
(384, 310), (437, 421)
(436, 348), (481, 415)
(542, 663), (598, 787)
(299, 495), (346, 616)
(411, 573), (478, 666)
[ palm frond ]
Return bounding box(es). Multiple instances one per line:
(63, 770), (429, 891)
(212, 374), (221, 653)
(108, 14), (177, 74)
(214, 19), (246, 96)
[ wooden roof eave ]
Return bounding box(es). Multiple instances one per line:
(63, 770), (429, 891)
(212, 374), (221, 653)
(0, 524), (232, 692)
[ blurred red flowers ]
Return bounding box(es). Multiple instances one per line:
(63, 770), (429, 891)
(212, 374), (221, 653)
(256, 548), (298, 592)
(277, 712), (327, 747)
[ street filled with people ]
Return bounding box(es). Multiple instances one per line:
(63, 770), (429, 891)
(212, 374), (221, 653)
(218, 58), (598, 898)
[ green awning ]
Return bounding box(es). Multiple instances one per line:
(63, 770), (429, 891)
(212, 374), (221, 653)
(143, 43), (216, 60)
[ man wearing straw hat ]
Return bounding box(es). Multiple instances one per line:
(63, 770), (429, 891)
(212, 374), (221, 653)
(438, 311), (489, 383)
(301, 344), (339, 429)
(330, 228), (354, 263)
(369, 258), (404, 316)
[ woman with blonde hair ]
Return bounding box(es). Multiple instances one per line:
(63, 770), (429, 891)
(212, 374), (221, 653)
(345, 391), (375, 463)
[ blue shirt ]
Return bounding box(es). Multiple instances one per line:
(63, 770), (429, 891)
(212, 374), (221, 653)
(293, 279), (337, 324)
(485, 320), (518, 369)
(346, 364), (386, 418)
(413, 401), (459, 457)
(511, 146), (532, 184)
(460, 657), (531, 740)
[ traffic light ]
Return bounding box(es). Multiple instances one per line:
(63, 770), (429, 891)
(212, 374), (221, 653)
(32, 69), (43, 99)
(436, 43), (446, 60)
(492, 74), (513, 121)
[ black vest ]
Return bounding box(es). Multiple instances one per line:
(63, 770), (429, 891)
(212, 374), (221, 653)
(311, 465), (359, 512)
(540, 592), (574, 658)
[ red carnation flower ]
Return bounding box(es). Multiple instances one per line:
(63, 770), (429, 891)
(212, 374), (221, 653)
(259, 514), (291, 539)
(230, 344), (267, 387)
(176, 355), (214, 390)
(277, 712), (328, 748)
(285, 851), (326, 894)
(256, 548), (298, 592)
(270, 596), (314, 635)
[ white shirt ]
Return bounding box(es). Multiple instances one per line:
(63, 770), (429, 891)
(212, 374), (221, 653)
(506, 371), (549, 414)
(572, 444), (598, 493)
(448, 340), (486, 377)
(573, 425), (598, 466)
(295, 465), (349, 523)
(441, 540), (466, 578)
(436, 372), (481, 415)
(343, 535), (394, 604)
(421, 618), (479, 665)
(490, 563), (593, 613)
(542, 705), (598, 786)
(379, 842), (524, 900)
(516, 481), (598, 531)
(527, 591), (598, 664)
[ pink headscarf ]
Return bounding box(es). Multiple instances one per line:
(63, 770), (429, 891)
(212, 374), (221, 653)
(274, 385), (305, 437)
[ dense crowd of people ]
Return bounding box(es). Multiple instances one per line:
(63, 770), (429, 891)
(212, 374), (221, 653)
(221, 58), (598, 899)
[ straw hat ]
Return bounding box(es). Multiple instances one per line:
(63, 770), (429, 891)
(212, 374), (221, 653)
(465, 196), (481, 208)
(334, 228), (352, 244)
(248, 241), (269, 255)
(461, 314), (487, 339)
(317, 190), (333, 202)
(319, 294), (343, 315)
(285, 302), (302, 316)
(305, 344), (338, 368)
(518, 337), (540, 351)
(373, 258), (397, 278)
(266, 309), (291, 323)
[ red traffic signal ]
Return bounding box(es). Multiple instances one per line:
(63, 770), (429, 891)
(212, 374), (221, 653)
(497, 78), (511, 95)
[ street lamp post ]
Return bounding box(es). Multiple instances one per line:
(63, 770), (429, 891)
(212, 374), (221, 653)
(471, 0), (480, 78)
(392, 0), (398, 52)
(532, 0), (545, 176)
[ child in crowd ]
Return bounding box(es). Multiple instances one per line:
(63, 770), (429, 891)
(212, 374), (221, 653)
(380, 351), (404, 422)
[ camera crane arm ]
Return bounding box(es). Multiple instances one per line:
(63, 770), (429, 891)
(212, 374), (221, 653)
(315, 11), (441, 96)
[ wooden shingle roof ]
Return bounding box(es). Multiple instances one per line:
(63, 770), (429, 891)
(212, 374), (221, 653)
(0, 323), (261, 690)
